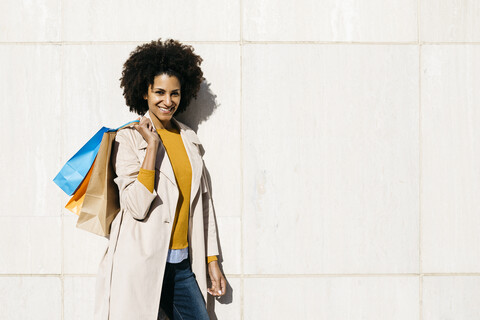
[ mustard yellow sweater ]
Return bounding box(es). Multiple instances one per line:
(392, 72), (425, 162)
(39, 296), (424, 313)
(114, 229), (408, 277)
(137, 127), (217, 264)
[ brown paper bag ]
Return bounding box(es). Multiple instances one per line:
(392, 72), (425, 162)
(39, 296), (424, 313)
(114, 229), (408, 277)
(76, 121), (137, 236)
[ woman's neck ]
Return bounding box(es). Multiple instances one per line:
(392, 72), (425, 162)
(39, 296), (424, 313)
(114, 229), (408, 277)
(150, 113), (174, 130)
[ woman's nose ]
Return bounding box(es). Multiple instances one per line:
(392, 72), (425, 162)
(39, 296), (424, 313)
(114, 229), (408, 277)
(164, 95), (173, 106)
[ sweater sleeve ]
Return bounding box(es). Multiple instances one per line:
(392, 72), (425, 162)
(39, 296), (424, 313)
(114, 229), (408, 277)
(112, 130), (157, 221)
(137, 168), (155, 193)
(207, 255), (218, 264)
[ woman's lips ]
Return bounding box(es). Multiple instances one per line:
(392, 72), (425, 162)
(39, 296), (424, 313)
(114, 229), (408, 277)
(158, 105), (174, 113)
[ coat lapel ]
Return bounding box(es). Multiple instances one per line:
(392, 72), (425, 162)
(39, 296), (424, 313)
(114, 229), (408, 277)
(172, 117), (203, 214)
(139, 111), (204, 213)
(138, 112), (177, 187)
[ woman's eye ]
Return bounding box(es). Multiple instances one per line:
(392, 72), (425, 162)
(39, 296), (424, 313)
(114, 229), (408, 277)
(155, 91), (164, 95)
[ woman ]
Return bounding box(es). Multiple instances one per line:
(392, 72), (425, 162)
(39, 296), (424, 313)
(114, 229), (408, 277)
(95, 39), (226, 320)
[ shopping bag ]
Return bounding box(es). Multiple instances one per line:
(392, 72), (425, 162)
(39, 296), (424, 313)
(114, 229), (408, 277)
(76, 120), (138, 236)
(64, 158), (96, 215)
(53, 127), (110, 195)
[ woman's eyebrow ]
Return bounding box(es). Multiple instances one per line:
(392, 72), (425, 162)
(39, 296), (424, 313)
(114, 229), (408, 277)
(153, 87), (180, 91)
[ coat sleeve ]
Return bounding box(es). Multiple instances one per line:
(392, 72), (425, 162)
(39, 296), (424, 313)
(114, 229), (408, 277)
(201, 164), (220, 257)
(112, 129), (157, 221)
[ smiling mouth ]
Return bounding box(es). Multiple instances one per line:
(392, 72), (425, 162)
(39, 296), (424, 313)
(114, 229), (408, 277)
(158, 105), (175, 113)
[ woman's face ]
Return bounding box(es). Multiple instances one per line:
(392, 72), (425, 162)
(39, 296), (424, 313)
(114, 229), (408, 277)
(144, 73), (181, 126)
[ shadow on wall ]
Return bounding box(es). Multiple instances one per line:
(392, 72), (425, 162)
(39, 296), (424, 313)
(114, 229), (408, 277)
(176, 80), (234, 318)
(175, 81), (219, 132)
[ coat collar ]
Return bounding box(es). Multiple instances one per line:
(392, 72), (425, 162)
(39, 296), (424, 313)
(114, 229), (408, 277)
(137, 111), (204, 214)
(137, 111), (202, 149)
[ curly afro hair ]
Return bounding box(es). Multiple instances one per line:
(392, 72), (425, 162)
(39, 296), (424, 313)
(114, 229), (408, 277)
(120, 39), (204, 115)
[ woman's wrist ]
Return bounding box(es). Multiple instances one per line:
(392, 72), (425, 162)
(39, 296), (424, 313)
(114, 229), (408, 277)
(146, 140), (159, 150)
(141, 141), (158, 171)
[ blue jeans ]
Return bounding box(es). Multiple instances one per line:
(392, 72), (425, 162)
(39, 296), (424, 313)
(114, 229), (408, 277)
(159, 258), (210, 320)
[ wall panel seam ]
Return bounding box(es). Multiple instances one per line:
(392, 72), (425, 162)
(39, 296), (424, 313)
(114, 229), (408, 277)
(418, 0), (423, 317)
(239, 0), (245, 318)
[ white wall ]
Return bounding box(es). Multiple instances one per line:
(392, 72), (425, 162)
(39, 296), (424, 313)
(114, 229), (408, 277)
(1, 0), (480, 319)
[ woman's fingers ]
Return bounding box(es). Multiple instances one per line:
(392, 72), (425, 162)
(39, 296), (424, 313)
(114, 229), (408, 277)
(208, 277), (226, 296)
(132, 117), (159, 146)
(208, 279), (219, 296)
(220, 277), (226, 296)
(134, 116), (145, 130)
(134, 116), (153, 131)
(139, 117), (154, 131)
(207, 261), (226, 296)
(214, 276), (226, 296)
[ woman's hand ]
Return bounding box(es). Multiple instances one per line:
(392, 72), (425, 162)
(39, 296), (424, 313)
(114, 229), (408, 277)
(207, 261), (226, 297)
(135, 116), (159, 171)
(134, 116), (160, 146)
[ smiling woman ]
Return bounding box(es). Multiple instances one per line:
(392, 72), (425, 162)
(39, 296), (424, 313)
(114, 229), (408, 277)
(144, 74), (181, 129)
(120, 39), (203, 117)
(94, 39), (226, 320)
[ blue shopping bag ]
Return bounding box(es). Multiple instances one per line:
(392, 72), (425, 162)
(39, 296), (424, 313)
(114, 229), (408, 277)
(53, 120), (139, 195)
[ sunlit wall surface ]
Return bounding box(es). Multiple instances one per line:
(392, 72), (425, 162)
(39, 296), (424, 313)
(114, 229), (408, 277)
(1, 0), (480, 319)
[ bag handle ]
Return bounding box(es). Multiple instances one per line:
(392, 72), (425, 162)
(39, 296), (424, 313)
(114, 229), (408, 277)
(107, 119), (140, 132)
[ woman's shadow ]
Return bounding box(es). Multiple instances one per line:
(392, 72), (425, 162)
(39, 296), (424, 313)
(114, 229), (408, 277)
(176, 80), (234, 319)
(175, 81), (217, 132)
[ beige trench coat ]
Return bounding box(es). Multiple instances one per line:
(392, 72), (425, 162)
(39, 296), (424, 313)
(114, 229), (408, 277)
(94, 111), (220, 320)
